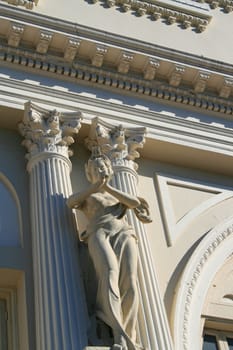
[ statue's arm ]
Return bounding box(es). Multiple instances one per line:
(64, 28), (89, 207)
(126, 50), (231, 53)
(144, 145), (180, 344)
(104, 183), (140, 209)
(67, 181), (104, 209)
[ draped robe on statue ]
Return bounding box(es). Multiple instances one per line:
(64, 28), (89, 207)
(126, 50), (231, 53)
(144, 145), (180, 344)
(81, 192), (139, 350)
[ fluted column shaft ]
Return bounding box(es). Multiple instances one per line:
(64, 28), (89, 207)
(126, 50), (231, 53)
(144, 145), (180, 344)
(112, 163), (173, 350)
(86, 118), (173, 350)
(20, 102), (87, 350)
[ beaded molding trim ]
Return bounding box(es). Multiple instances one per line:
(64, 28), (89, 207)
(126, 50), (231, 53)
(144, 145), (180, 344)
(181, 222), (233, 350)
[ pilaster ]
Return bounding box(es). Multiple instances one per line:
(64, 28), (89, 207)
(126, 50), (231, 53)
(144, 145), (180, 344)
(19, 101), (87, 350)
(85, 118), (173, 350)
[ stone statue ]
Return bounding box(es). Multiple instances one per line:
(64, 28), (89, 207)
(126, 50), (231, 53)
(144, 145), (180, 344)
(67, 150), (151, 350)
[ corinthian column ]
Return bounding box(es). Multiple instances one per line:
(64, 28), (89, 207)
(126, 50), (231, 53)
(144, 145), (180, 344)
(85, 118), (173, 350)
(19, 102), (87, 350)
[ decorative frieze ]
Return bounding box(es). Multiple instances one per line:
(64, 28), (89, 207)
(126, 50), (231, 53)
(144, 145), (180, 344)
(8, 23), (24, 48)
(0, 7), (232, 117)
(36, 31), (53, 55)
(1, 46), (233, 116)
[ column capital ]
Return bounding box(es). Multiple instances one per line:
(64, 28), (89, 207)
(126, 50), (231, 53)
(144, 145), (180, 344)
(85, 117), (146, 171)
(19, 101), (82, 163)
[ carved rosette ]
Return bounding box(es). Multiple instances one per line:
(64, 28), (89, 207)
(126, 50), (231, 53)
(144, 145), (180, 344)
(85, 117), (146, 174)
(19, 101), (82, 165)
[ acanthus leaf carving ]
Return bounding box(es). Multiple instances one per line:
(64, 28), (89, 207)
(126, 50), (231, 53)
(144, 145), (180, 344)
(19, 101), (82, 160)
(85, 117), (146, 171)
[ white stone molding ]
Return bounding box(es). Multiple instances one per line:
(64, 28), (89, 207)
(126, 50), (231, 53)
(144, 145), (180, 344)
(19, 101), (88, 350)
(85, 118), (174, 350)
(64, 38), (81, 62)
(7, 23), (24, 48)
(36, 31), (53, 55)
(172, 216), (233, 350)
(155, 172), (233, 246)
(1, 43), (232, 115)
(0, 6), (232, 114)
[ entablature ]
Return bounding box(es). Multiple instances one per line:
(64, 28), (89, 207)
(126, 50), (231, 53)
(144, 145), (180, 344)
(0, 3), (233, 117)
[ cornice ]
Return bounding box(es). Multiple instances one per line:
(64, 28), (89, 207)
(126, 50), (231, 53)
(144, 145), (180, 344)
(2, 74), (233, 159)
(3, 0), (233, 31)
(0, 4), (233, 117)
(1, 0), (37, 9)
(0, 4), (232, 72)
(203, 0), (233, 12)
(1, 44), (232, 117)
(91, 0), (212, 32)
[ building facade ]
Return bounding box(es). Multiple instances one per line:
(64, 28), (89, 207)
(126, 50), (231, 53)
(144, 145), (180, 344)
(0, 0), (233, 349)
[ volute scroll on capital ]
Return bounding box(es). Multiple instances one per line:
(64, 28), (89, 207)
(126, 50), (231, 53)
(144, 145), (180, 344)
(85, 117), (147, 172)
(19, 101), (83, 162)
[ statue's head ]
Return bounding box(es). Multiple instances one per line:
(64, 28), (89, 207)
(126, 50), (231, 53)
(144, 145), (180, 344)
(85, 147), (113, 184)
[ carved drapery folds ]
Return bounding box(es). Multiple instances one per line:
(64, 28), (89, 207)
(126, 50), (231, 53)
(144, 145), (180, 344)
(19, 101), (82, 163)
(85, 118), (173, 350)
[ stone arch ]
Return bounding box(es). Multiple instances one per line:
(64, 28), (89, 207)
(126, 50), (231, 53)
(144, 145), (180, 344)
(0, 173), (23, 246)
(172, 215), (233, 350)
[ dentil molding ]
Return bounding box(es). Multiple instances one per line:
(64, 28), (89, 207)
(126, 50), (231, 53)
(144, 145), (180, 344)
(0, 4), (233, 115)
(90, 0), (212, 32)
